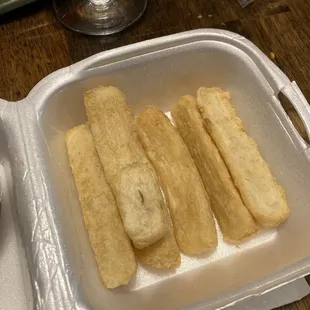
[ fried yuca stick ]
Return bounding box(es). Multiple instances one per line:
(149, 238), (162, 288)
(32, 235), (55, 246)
(197, 87), (290, 227)
(135, 204), (181, 269)
(172, 96), (258, 242)
(136, 106), (217, 255)
(84, 86), (165, 249)
(66, 124), (136, 289)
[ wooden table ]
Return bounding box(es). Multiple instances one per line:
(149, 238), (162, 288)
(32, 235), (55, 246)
(0, 0), (310, 309)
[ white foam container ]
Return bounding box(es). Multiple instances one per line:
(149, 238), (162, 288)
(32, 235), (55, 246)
(1, 29), (310, 310)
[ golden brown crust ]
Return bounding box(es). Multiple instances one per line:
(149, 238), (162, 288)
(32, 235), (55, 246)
(172, 95), (258, 242)
(136, 106), (217, 255)
(84, 86), (165, 249)
(197, 87), (290, 227)
(135, 205), (181, 269)
(66, 124), (136, 289)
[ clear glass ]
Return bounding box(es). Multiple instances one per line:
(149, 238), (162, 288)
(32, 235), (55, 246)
(53, 0), (148, 35)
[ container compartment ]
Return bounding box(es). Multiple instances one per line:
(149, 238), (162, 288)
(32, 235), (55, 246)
(4, 30), (310, 310)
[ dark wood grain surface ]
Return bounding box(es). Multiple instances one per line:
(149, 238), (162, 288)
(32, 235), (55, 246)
(0, 0), (310, 309)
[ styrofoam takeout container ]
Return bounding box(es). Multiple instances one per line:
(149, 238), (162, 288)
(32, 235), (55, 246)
(1, 29), (310, 310)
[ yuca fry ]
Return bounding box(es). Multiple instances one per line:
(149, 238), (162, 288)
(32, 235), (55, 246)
(172, 96), (258, 242)
(135, 204), (181, 269)
(197, 87), (290, 227)
(136, 106), (217, 255)
(84, 86), (165, 249)
(66, 124), (136, 289)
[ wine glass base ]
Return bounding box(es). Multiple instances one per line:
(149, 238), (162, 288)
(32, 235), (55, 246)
(54, 0), (147, 36)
